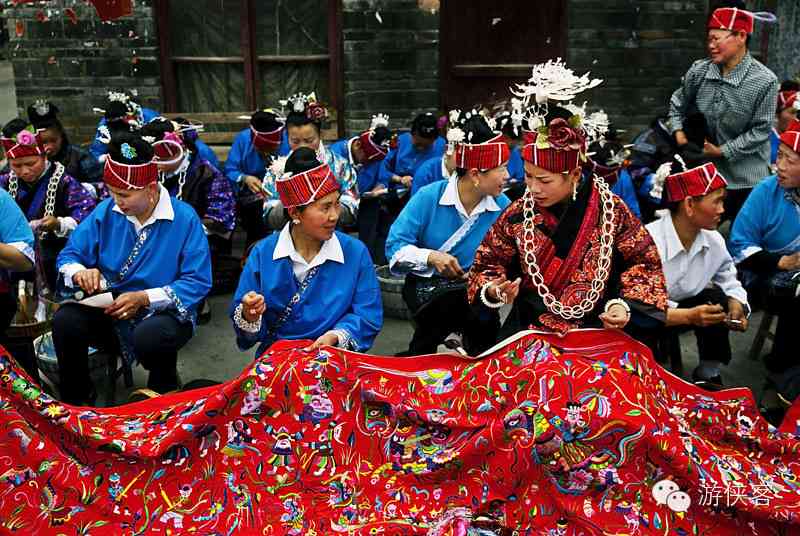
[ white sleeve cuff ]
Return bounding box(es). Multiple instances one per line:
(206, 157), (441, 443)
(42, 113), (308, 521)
(7, 241), (35, 265)
(55, 217), (78, 238)
(330, 329), (354, 350)
(667, 299), (679, 309)
(145, 288), (171, 311)
(60, 263), (87, 288)
(389, 244), (435, 277)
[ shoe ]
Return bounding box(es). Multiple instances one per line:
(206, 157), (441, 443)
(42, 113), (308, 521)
(443, 333), (468, 357)
(691, 370), (724, 391)
(197, 301), (211, 325)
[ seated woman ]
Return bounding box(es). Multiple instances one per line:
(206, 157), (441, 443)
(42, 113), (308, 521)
(140, 117), (236, 255)
(386, 111), (510, 356)
(262, 93), (357, 231)
(730, 120), (800, 383)
(645, 159), (749, 388)
(224, 109), (285, 247)
(231, 147), (382, 357)
(329, 114), (393, 263)
(770, 81), (799, 166)
(26, 100), (103, 185)
(53, 132), (212, 405)
(0, 189), (35, 378)
(0, 119), (96, 292)
(467, 61), (668, 339)
(89, 91), (159, 161)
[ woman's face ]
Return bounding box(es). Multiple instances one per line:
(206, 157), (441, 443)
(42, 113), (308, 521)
(288, 124), (321, 152)
(39, 127), (64, 157)
(107, 183), (157, 217)
(776, 144), (800, 190)
(706, 29), (746, 65)
(291, 190), (341, 242)
(470, 164), (508, 198)
(9, 155), (46, 183)
(778, 106), (798, 133)
(523, 161), (578, 207)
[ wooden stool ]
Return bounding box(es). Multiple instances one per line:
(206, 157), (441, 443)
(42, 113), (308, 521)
(748, 312), (776, 361)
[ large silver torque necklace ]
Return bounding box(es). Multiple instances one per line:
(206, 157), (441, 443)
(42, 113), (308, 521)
(520, 174), (616, 320)
(8, 161), (64, 218)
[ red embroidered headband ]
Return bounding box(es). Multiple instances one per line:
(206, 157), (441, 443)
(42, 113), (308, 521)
(707, 7), (776, 35)
(251, 124), (284, 152)
(453, 133), (510, 170)
(521, 119), (587, 174)
(275, 162), (339, 209)
(778, 91), (798, 113)
(665, 162), (728, 203)
(103, 153), (158, 191)
(0, 127), (45, 160)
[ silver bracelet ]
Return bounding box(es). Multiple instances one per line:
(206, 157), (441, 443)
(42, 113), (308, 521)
(234, 303), (262, 333)
(604, 298), (630, 316)
(480, 283), (505, 309)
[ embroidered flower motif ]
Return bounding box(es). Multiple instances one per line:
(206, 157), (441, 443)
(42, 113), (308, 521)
(16, 129), (36, 146)
(120, 142), (137, 160)
(566, 469), (593, 491)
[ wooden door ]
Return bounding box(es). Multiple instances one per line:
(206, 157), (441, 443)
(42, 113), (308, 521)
(439, 0), (567, 110)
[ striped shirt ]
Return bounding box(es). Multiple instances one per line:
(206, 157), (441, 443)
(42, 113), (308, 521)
(669, 53), (778, 189)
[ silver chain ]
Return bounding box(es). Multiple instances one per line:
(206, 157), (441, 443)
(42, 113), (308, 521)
(520, 174), (616, 320)
(159, 171), (187, 200)
(8, 161), (64, 218)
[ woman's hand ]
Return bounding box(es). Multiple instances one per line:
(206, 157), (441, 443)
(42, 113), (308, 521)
(243, 175), (265, 198)
(599, 303), (630, 329)
(304, 331), (339, 352)
(105, 291), (149, 320)
(778, 252), (800, 271)
(488, 277), (521, 305)
(241, 291), (266, 322)
(428, 251), (464, 279)
(74, 268), (103, 293)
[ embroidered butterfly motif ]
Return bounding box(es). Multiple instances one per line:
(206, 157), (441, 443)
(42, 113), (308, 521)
(120, 142), (137, 159)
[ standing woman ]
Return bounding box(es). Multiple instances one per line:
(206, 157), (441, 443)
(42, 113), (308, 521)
(467, 61), (668, 338)
(386, 111), (511, 356)
(231, 147), (382, 357)
(0, 119), (96, 292)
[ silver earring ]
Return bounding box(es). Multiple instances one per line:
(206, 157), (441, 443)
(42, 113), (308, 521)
(292, 219), (300, 225)
(572, 181), (578, 201)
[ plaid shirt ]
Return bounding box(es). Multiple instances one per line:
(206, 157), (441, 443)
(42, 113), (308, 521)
(669, 53), (778, 189)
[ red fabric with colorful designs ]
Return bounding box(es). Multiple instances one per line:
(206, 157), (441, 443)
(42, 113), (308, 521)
(0, 329), (798, 534)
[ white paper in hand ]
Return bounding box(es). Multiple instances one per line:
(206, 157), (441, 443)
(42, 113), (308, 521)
(78, 292), (114, 308)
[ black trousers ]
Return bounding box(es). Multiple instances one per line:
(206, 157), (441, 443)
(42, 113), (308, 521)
(402, 288), (500, 356)
(357, 197), (387, 265)
(637, 287), (732, 365)
(723, 187), (752, 226)
(237, 196), (268, 248)
(52, 304), (192, 404)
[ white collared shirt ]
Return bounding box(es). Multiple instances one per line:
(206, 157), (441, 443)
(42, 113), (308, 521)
(391, 177), (501, 276)
(61, 185), (174, 309)
(646, 212), (749, 309)
(273, 222), (345, 282)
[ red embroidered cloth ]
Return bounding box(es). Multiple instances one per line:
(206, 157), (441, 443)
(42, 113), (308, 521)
(0, 330), (798, 534)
